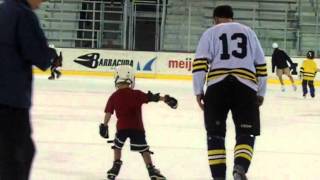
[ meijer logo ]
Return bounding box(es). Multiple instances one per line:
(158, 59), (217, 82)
(168, 57), (192, 71)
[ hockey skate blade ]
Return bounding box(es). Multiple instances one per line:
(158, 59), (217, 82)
(103, 177), (127, 180)
(105, 174), (116, 180)
(150, 176), (166, 180)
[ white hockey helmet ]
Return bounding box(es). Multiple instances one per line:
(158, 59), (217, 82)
(49, 44), (55, 48)
(114, 65), (135, 88)
(272, 42), (278, 49)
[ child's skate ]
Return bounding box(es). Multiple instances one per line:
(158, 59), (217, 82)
(106, 160), (122, 180)
(147, 165), (166, 180)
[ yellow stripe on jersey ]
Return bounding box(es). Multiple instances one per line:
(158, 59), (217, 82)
(193, 65), (208, 72)
(301, 69), (316, 80)
(255, 64), (267, 77)
(193, 60), (207, 65)
(303, 74), (316, 80)
(300, 67), (304, 73)
(304, 72), (316, 76)
(235, 74), (257, 82)
(192, 59), (208, 73)
(207, 68), (257, 83)
(209, 159), (226, 165)
(255, 64), (266, 68)
(301, 59), (318, 80)
(256, 71), (267, 76)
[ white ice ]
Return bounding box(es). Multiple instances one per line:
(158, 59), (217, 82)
(30, 75), (320, 180)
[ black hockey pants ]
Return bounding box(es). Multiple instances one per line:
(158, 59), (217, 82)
(0, 105), (35, 180)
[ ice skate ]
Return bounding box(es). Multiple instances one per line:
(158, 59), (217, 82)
(56, 71), (62, 78)
(281, 85), (285, 92)
(233, 165), (247, 180)
(233, 172), (247, 180)
(48, 76), (55, 80)
(147, 165), (166, 180)
(106, 160), (122, 180)
(292, 84), (297, 91)
(106, 175), (115, 180)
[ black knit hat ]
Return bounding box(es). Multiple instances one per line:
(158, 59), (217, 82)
(213, 5), (234, 19)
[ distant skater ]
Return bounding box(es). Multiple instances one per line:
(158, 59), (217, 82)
(300, 50), (320, 98)
(48, 45), (62, 80)
(271, 42), (297, 91)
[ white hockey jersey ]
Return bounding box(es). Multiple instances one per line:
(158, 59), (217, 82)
(192, 22), (267, 96)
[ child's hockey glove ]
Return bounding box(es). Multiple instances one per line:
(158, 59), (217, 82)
(164, 95), (178, 109)
(99, 123), (109, 138)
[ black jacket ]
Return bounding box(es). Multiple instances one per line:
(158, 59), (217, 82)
(0, 0), (57, 108)
(271, 48), (293, 72)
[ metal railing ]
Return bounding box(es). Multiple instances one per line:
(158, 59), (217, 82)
(31, 0), (320, 56)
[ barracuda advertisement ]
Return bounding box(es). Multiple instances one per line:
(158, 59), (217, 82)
(57, 49), (158, 74)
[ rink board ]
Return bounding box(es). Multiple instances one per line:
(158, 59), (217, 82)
(34, 48), (320, 85)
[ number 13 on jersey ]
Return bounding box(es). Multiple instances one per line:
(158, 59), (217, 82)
(219, 33), (247, 60)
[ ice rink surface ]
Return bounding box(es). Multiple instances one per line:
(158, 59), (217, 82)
(30, 75), (320, 180)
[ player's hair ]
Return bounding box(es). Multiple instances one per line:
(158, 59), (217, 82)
(213, 5), (234, 19)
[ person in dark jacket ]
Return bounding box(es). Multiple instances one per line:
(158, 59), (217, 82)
(271, 42), (297, 92)
(0, 0), (60, 179)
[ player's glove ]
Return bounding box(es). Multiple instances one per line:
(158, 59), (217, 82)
(256, 96), (264, 106)
(147, 91), (160, 102)
(99, 123), (109, 139)
(164, 95), (178, 109)
(290, 63), (298, 75)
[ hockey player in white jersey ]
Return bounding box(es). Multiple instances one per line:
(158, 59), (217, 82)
(192, 5), (267, 180)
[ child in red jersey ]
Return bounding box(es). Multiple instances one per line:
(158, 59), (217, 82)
(99, 65), (177, 180)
